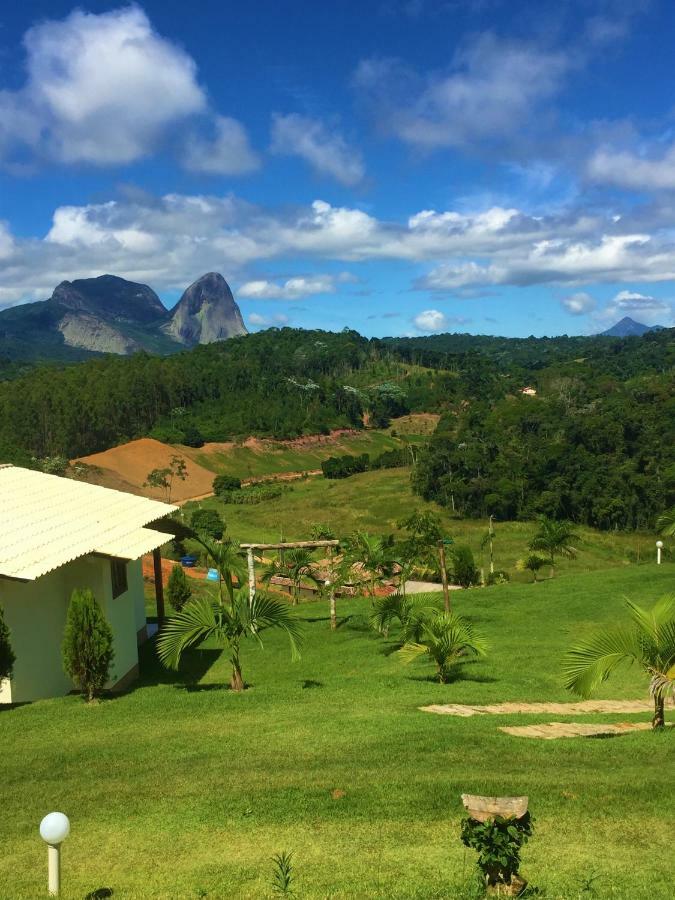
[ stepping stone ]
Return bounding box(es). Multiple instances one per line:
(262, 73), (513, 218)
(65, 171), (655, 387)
(499, 721), (665, 740)
(420, 699), (652, 717)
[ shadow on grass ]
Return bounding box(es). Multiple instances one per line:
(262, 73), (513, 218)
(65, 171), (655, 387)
(132, 640), (223, 691)
(304, 614), (354, 630)
(404, 671), (498, 685)
(84, 889), (113, 899)
(301, 679), (324, 689)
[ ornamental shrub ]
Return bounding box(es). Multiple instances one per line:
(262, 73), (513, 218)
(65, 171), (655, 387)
(0, 604), (16, 683)
(62, 589), (114, 702)
(450, 545), (480, 588)
(461, 812), (534, 888)
(190, 508), (225, 540)
(167, 564), (193, 612)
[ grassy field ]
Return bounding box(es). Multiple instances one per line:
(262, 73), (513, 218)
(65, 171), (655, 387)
(185, 429), (428, 480)
(183, 468), (657, 579)
(1, 565), (673, 899)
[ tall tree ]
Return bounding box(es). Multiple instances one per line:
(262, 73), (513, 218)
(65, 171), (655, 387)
(563, 596), (675, 730)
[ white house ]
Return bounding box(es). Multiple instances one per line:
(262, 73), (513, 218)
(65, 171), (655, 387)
(0, 465), (176, 703)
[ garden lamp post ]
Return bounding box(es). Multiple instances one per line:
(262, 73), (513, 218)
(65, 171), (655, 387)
(39, 812), (70, 896)
(656, 540), (663, 565)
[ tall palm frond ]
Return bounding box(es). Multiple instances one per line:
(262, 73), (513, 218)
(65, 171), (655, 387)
(656, 509), (675, 537)
(398, 612), (488, 683)
(562, 595), (675, 729)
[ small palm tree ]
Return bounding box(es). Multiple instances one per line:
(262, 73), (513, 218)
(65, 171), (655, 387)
(398, 612), (488, 683)
(322, 555), (354, 630)
(370, 591), (435, 643)
(480, 515), (496, 575)
(285, 549), (320, 605)
(516, 553), (548, 582)
(562, 596), (675, 730)
(529, 516), (578, 577)
(157, 536), (302, 691)
(346, 531), (395, 597)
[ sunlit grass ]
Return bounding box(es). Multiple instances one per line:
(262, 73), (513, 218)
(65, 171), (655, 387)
(1, 566), (673, 898)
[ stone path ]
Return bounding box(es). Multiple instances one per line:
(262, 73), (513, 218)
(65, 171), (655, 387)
(500, 721), (667, 739)
(420, 699), (652, 717)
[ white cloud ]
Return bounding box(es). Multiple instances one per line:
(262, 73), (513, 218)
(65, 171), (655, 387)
(238, 274), (347, 300)
(594, 290), (673, 327)
(248, 312), (290, 327)
(588, 144), (675, 191)
(183, 115), (260, 175)
(561, 291), (595, 315)
(354, 34), (568, 150)
(0, 7), (257, 174)
(5, 190), (675, 306)
(271, 114), (365, 185)
(413, 310), (449, 332)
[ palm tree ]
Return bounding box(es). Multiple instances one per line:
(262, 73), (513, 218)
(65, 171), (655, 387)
(656, 509), (675, 537)
(285, 549), (320, 605)
(516, 553), (548, 583)
(529, 516), (578, 577)
(346, 531), (395, 597)
(562, 596), (675, 730)
(398, 612), (488, 683)
(322, 555), (354, 630)
(156, 536), (303, 691)
(370, 591), (435, 643)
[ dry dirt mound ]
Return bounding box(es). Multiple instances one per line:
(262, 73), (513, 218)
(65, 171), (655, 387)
(75, 438), (215, 502)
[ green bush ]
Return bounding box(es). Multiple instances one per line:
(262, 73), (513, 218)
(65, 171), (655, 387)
(167, 564), (193, 612)
(219, 484), (289, 504)
(62, 588), (114, 702)
(0, 604), (16, 682)
(190, 508), (225, 540)
(213, 474), (242, 495)
(450, 545), (480, 588)
(486, 569), (510, 586)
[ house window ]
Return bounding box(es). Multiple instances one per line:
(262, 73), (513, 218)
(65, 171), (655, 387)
(111, 559), (128, 598)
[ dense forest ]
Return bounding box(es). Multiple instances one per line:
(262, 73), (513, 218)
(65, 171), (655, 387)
(0, 325), (673, 530)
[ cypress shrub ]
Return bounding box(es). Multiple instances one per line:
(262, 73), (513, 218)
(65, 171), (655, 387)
(62, 589), (114, 702)
(0, 604), (16, 683)
(167, 564), (193, 612)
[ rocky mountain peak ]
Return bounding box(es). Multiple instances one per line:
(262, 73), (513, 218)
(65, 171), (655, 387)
(164, 272), (247, 345)
(50, 274), (167, 324)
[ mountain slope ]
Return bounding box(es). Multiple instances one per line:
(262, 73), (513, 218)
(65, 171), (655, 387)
(600, 316), (663, 337)
(0, 272), (246, 360)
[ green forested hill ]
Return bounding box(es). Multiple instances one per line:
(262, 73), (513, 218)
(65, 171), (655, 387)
(0, 326), (673, 530)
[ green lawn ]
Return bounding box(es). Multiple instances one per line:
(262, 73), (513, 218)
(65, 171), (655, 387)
(188, 431), (426, 480)
(1, 566), (673, 898)
(183, 468), (657, 579)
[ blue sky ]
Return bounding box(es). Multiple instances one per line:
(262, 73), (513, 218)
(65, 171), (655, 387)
(1, 0), (675, 336)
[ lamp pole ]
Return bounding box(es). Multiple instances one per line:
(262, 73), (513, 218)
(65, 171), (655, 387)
(39, 813), (70, 896)
(656, 540), (663, 565)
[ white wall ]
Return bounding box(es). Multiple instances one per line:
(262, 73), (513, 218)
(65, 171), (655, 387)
(0, 556), (144, 704)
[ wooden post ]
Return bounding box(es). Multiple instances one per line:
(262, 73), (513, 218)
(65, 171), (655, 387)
(438, 541), (450, 613)
(247, 548), (256, 604)
(152, 547), (165, 628)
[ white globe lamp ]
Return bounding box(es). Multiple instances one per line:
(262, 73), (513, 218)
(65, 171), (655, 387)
(39, 812), (70, 896)
(656, 540), (664, 565)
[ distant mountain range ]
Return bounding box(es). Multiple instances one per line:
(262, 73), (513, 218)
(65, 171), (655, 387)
(0, 272), (247, 361)
(599, 316), (664, 337)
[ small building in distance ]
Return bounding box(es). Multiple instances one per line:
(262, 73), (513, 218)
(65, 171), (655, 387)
(0, 465), (176, 703)
(519, 386), (537, 396)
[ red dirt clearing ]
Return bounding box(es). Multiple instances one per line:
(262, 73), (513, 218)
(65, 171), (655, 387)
(75, 438), (215, 502)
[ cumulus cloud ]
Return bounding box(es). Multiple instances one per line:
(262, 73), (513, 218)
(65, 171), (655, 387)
(588, 144), (675, 191)
(0, 7), (256, 173)
(413, 309), (470, 332)
(271, 114), (365, 185)
(354, 34), (568, 150)
(182, 115), (260, 175)
(238, 273), (350, 300)
(561, 291), (595, 315)
(5, 190), (675, 305)
(594, 290), (673, 327)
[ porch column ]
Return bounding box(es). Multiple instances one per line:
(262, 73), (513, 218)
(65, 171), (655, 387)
(152, 548), (166, 628)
